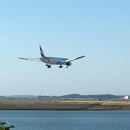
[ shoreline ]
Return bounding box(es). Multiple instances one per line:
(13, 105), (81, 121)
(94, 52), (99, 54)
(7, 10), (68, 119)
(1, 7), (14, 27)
(0, 98), (130, 110)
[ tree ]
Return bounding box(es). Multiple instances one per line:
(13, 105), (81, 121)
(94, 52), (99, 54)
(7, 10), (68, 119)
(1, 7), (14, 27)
(0, 121), (14, 130)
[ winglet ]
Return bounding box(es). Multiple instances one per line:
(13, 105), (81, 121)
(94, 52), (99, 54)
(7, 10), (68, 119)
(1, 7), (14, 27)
(76, 55), (85, 60)
(39, 45), (45, 57)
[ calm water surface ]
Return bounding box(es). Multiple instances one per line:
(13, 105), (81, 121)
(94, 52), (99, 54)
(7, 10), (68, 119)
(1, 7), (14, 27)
(0, 110), (130, 130)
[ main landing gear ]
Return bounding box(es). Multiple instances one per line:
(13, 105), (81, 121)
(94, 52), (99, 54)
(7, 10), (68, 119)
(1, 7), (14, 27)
(59, 65), (63, 68)
(46, 64), (51, 68)
(59, 65), (69, 68)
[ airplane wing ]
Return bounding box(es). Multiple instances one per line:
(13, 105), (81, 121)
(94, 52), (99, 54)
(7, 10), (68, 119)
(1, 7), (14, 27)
(18, 57), (41, 62)
(62, 55), (85, 63)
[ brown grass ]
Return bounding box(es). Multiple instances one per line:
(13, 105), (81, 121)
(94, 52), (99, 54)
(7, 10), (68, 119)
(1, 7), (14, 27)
(0, 98), (130, 110)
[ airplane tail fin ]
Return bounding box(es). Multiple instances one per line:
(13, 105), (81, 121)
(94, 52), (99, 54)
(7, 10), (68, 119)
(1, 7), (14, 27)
(39, 45), (45, 57)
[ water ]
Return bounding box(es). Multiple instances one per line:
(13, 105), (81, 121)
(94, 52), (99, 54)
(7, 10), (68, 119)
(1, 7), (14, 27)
(0, 110), (130, 130)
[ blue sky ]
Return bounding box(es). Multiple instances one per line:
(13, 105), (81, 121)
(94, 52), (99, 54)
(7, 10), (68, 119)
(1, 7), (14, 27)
(0, 0), (130, 96)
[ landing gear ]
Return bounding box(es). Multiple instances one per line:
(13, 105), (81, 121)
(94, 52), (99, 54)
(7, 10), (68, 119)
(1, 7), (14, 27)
(46, 64), (51, 68)
(66, 66), (68, 68)
(59, 65), (63, 68)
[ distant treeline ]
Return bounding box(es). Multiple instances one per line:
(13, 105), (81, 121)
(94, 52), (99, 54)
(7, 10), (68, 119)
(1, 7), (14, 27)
(38, 94), (123, 99)
(0, 96), (6, 98)
(0, 94), (127, 99)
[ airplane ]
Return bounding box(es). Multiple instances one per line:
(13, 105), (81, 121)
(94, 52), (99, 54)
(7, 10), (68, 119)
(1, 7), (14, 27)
(19, 45), (85, 68)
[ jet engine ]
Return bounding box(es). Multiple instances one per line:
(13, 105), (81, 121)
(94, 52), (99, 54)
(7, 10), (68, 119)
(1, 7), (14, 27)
(66, 62), (72, 66)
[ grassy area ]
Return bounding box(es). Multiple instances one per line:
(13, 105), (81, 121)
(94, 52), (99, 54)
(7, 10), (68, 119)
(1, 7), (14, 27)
(0, 98), (130, 110)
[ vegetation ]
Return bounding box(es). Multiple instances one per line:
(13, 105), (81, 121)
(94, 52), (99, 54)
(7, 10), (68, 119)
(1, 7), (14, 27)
(0, 98), (130, 110)
(0, 121), (14, 130)
(38, 94), (123, 99)
(0, 94), (127, 99)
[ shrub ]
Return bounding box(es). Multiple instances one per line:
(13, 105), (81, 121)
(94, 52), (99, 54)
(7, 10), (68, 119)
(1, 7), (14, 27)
(0, 121), (14, 130)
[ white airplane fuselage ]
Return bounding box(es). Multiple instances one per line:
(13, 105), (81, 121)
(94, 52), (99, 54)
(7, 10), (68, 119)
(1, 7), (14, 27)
(40, 57), (72, 66)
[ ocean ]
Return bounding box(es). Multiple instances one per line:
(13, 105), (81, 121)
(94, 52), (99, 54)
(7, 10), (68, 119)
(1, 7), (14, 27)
(0, 110), (130, 130)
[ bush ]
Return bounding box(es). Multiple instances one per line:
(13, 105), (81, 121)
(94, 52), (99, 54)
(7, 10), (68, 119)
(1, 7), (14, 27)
(0, 121), (14, 130)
